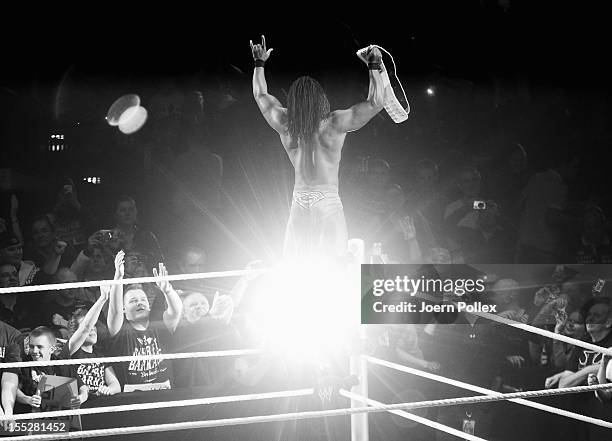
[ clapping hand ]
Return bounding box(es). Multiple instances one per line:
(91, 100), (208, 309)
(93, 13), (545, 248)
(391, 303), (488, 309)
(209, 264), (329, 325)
(114, 250), (125, 278)
(250, 35), (273, 61)
(209, 291), (234, 324)
(152, 262), (172, 294)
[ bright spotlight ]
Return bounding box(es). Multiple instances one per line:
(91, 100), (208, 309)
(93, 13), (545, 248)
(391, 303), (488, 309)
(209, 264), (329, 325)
(248, 262), (361, 364)
(426, 86), (435, 96)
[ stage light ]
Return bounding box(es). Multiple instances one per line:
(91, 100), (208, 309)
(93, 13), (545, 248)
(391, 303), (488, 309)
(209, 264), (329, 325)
(426, 86), (435, 96)
(248, 262), (361, 364)
(83, 176), (102, 185)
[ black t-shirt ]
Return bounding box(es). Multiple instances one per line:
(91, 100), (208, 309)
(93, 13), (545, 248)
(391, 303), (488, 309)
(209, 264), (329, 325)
(173, 318), (240, 389)
(570, 330), (612, 373)
(0, 320), (23, 376)
(16, 353), (84, 414)
(110, 313), (173, 391)
(60, 344), (107, 396)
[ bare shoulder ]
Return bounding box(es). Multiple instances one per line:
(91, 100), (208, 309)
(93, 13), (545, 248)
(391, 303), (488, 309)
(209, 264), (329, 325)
(326, 109), (350, 133)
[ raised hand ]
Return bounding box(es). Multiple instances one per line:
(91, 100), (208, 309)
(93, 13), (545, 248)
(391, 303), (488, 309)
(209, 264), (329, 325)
(9, 194), (18, 219)
(250, 35), (274, 61)
(53, 240), (68, 256)
(114, 250), (125, 278)
(366, 46), (382, 64)
(87, 231), (103, 252)
(152, 262), (172, 294)
(209, 291), (234, 324)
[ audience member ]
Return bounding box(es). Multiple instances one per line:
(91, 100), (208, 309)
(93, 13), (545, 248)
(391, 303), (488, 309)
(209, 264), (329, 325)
(13, 326), (87, 414)
(64, 287), (121, 397)
(374, 184), (435, 263)
(173, 291), (239, 388)
(111, 196), (164, 271)
(567, 206), (612, 263)
(0, 232), (50, 286)
(107, 251), (183, 391)
(0, 318), (24, 427)
(49, 178), (92, 248)
(24, 215), (77, 277)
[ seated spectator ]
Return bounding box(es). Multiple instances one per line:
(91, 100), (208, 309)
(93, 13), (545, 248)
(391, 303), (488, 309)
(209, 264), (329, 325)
(0, 318), (25, 426)
(0, 263), (18, 325)
(111, 195), (163, 272)
(27, 268), (94, 337)
(442, 166), (485, 260)
(0, 232), (50, 286)
(567, 206), (612, 263)
(64, 288), (121, 397)
(48, 178), (92, 248)
(443, 166), (483, 232)
(374, 184), (436, 263)
(172, 244), (221, 306)
(551, 308), (586, 371)
(173, 291), (240, 388)
(13, 326), (87, 414)
(107, 252), (183, 392)
(453, 200), (515, 263)
(23, 215), (77, 277)
(393, 325), (440, 373)
(545, 298), (612, 389)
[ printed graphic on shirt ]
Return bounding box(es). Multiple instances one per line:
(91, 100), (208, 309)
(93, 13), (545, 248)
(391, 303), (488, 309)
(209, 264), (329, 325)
(127, 334), (166, 383)
(76, 363), (106, 393)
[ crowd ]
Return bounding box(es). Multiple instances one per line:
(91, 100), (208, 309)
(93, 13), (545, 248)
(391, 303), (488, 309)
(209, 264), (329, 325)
(0, 124), (611, 439)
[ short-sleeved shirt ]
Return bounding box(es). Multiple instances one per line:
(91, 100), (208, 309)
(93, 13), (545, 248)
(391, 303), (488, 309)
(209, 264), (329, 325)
(110, 314), (173, 391)
(0, 320), (23, 376)
(570, 331), (612, 372)
(16, 353), (84, 414)
(60, 345), (107, 396)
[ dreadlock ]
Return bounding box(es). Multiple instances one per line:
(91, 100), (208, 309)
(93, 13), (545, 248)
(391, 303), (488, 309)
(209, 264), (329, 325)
(287, 76), (330, 178)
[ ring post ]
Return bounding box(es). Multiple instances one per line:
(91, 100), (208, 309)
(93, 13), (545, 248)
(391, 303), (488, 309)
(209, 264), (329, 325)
(350, 328), (369, 441)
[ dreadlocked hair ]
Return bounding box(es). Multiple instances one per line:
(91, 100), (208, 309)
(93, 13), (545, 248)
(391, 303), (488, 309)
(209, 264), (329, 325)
(287, 76), (330, 178)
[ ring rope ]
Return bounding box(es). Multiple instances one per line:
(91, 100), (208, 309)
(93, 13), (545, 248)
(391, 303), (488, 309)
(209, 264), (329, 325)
(6, 382), (612, 441)
(412, 291), (612, 357)
(339, 389), (489, 441)
(365, 355), (612, 429)
(0, 348), (261, 369)
(0, 268), (268, 295)
(0, 388), (315, 422)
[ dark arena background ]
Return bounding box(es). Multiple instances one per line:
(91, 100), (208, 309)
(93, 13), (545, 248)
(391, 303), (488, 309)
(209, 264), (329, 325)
(1, 3), (612, 441)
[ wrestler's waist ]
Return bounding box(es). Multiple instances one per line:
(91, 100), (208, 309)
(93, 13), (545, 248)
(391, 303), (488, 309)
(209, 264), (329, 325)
(293, 185), (339, 195)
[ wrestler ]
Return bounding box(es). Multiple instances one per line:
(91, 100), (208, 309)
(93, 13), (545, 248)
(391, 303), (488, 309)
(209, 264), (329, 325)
(251, 35), (386, 260)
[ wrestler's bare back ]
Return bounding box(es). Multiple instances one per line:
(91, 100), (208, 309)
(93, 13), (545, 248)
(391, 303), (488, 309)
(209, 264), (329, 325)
(277, 117), (346, 188)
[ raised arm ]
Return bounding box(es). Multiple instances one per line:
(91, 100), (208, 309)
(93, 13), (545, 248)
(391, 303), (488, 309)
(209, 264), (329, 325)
(251, 35), (287, 134)
(106, 250), (125, 337)
(330, 47), (385, 133)
(68, 287), (109, 355)
(153, 262), (183, 333)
